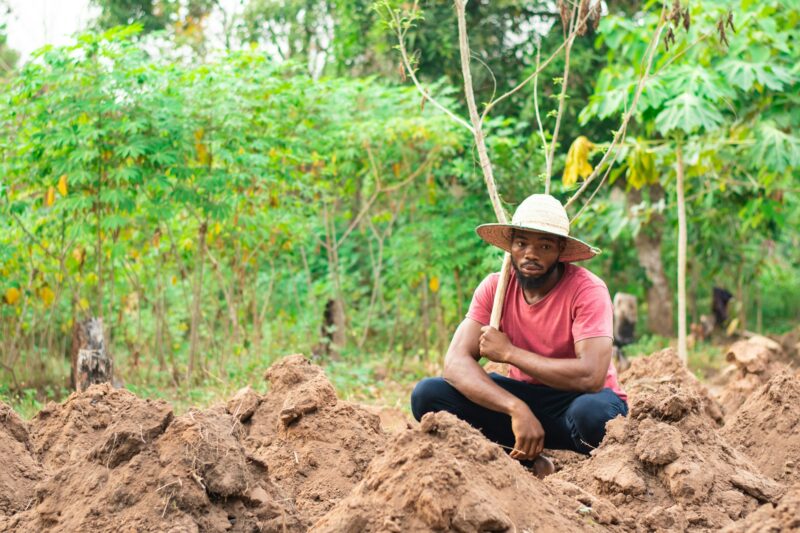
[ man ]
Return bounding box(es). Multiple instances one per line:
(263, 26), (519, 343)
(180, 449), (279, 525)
(411, 194), (627, 476)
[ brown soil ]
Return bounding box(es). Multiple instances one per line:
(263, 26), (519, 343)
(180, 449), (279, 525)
(0, 404), (42, 518)
(720, 370), (800, 485)
(620, 347), (725, 425)
(237, 354), (388, 528)
(3, 384), (303, 532)
(311, 410), (605, 532)
(722, 484), (800, 532)
(3, 347), (800, 532)
(557, 348), (786, 532)
(715, 336), (788, 418)
(776, 326), (800, 361)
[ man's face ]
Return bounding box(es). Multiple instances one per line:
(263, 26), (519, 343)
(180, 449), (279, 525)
(509, 230), (564, 289)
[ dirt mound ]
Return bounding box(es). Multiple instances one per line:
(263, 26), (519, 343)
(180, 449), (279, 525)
(237, 354), (388, 528)
(721, 370), (800, 485)
(621, 347), (724, 425)
(556, 373), (784, 531)
(776, 326), (800, 361)
(722, 483), (800, 532)
(716, 336), (788, 417)
(29, 384), (174, 470)
(0, 403), (42, 518)
(5, 383), (302, 532)
(312, 411), (606, 532)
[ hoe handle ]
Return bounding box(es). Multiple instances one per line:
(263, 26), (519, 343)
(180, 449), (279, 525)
(489, 253), (512, 329)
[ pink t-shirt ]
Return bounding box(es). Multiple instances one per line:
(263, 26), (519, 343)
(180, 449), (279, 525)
(466, 263), (627, 401)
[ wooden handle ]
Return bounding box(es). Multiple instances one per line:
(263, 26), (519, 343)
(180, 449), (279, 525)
(489, 253), (512, 329)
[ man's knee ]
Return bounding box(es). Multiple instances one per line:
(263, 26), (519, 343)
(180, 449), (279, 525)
(410, 377), (451, 422)
(567, 390), (627, 452)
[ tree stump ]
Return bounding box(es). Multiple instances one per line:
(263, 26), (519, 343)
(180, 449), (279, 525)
(70, 318), (113, 392)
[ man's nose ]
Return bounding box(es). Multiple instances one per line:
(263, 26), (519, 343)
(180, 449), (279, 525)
(522, 245), (539, 260)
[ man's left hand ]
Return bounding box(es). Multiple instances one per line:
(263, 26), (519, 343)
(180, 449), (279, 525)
(479, 326), (513, 363)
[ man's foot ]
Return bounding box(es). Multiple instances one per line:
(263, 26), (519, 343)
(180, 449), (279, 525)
(523, 454), (555, 479)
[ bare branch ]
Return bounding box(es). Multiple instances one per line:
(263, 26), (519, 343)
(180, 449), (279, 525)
(533, 47), (550, 192)
(480, 2), (594, 124)
(387, 4), (474, 133)
(336, 145), (439, 248)
(565, 12), (668, 213)
(455, 0), (507, 223)
(545, 4), (577, 186)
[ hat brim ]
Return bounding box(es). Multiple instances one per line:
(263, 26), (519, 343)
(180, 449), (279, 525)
(476, 223), (600, 262)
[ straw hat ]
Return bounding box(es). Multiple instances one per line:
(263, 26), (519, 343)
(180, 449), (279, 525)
(476, 194), (600, 262)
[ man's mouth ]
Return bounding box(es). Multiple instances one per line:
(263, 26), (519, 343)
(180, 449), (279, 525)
(520, 262), (544, 275)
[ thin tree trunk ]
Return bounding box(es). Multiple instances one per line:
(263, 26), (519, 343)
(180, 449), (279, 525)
(95, 200), (103, 320)
(628, 186), (674, 337)
(187, 220), (208, 383)
(454, 268), (464, 320)
(676, 143), (688, 363)
(756, 283), (762, 333)
(421, 276), (430, 360)
(737, 266), (747, 332)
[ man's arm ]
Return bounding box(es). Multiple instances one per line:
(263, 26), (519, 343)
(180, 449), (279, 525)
(479, 327), (612, 393)
(443, 318), (545, 460)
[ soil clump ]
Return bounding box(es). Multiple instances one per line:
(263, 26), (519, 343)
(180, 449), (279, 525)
(620, 347), (725, 425)
(237, 354), (388, 528)
(0, 403), (42, 518)
(4, 384), (302, 532)
(723, 484), (800, 532)
(720, 370), (800, 485)
(776, 326), (800, 361)
(557, 348), (784, 531)
(312, 411), (606, 532)
(716, 336), (787, 418)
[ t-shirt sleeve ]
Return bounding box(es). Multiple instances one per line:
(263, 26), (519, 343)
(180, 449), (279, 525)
(571, 281), (613, 342)
(465, 273), (498, 325)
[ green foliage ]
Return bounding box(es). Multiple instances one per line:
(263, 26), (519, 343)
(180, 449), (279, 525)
(1, 1), (798, 414)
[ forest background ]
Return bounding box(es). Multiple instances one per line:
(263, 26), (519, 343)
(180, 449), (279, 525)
(1, 0), (798, 416)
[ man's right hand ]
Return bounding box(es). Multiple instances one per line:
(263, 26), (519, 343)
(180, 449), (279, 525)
(508, 403), (545, 460)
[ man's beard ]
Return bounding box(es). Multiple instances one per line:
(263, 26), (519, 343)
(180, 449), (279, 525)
(512, 259), (560, 290)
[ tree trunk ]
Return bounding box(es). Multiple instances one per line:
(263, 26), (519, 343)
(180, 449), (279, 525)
(71, 317), (112, 392)
(628, 185), (673, 337)
(676, 143), (687, 363)
(187, 221), (208, 383)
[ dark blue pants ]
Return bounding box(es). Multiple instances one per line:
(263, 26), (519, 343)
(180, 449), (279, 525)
(411, 373), (628, 454)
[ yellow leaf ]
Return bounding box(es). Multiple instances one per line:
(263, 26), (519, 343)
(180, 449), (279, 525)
(562, 136), (595, 187)
(57, 174), (68, 196)
(213, 222), (221, 235)
(429, 276), (440, 293)
(627, 143), (656, 190)
(171, 275), (178, 285)
(39, 286), (55, 307)
(4, 287), (20, 305)
(78, 298), (90, 311)
(45, 186), (56, 207)
(238, 147), (245, 155)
